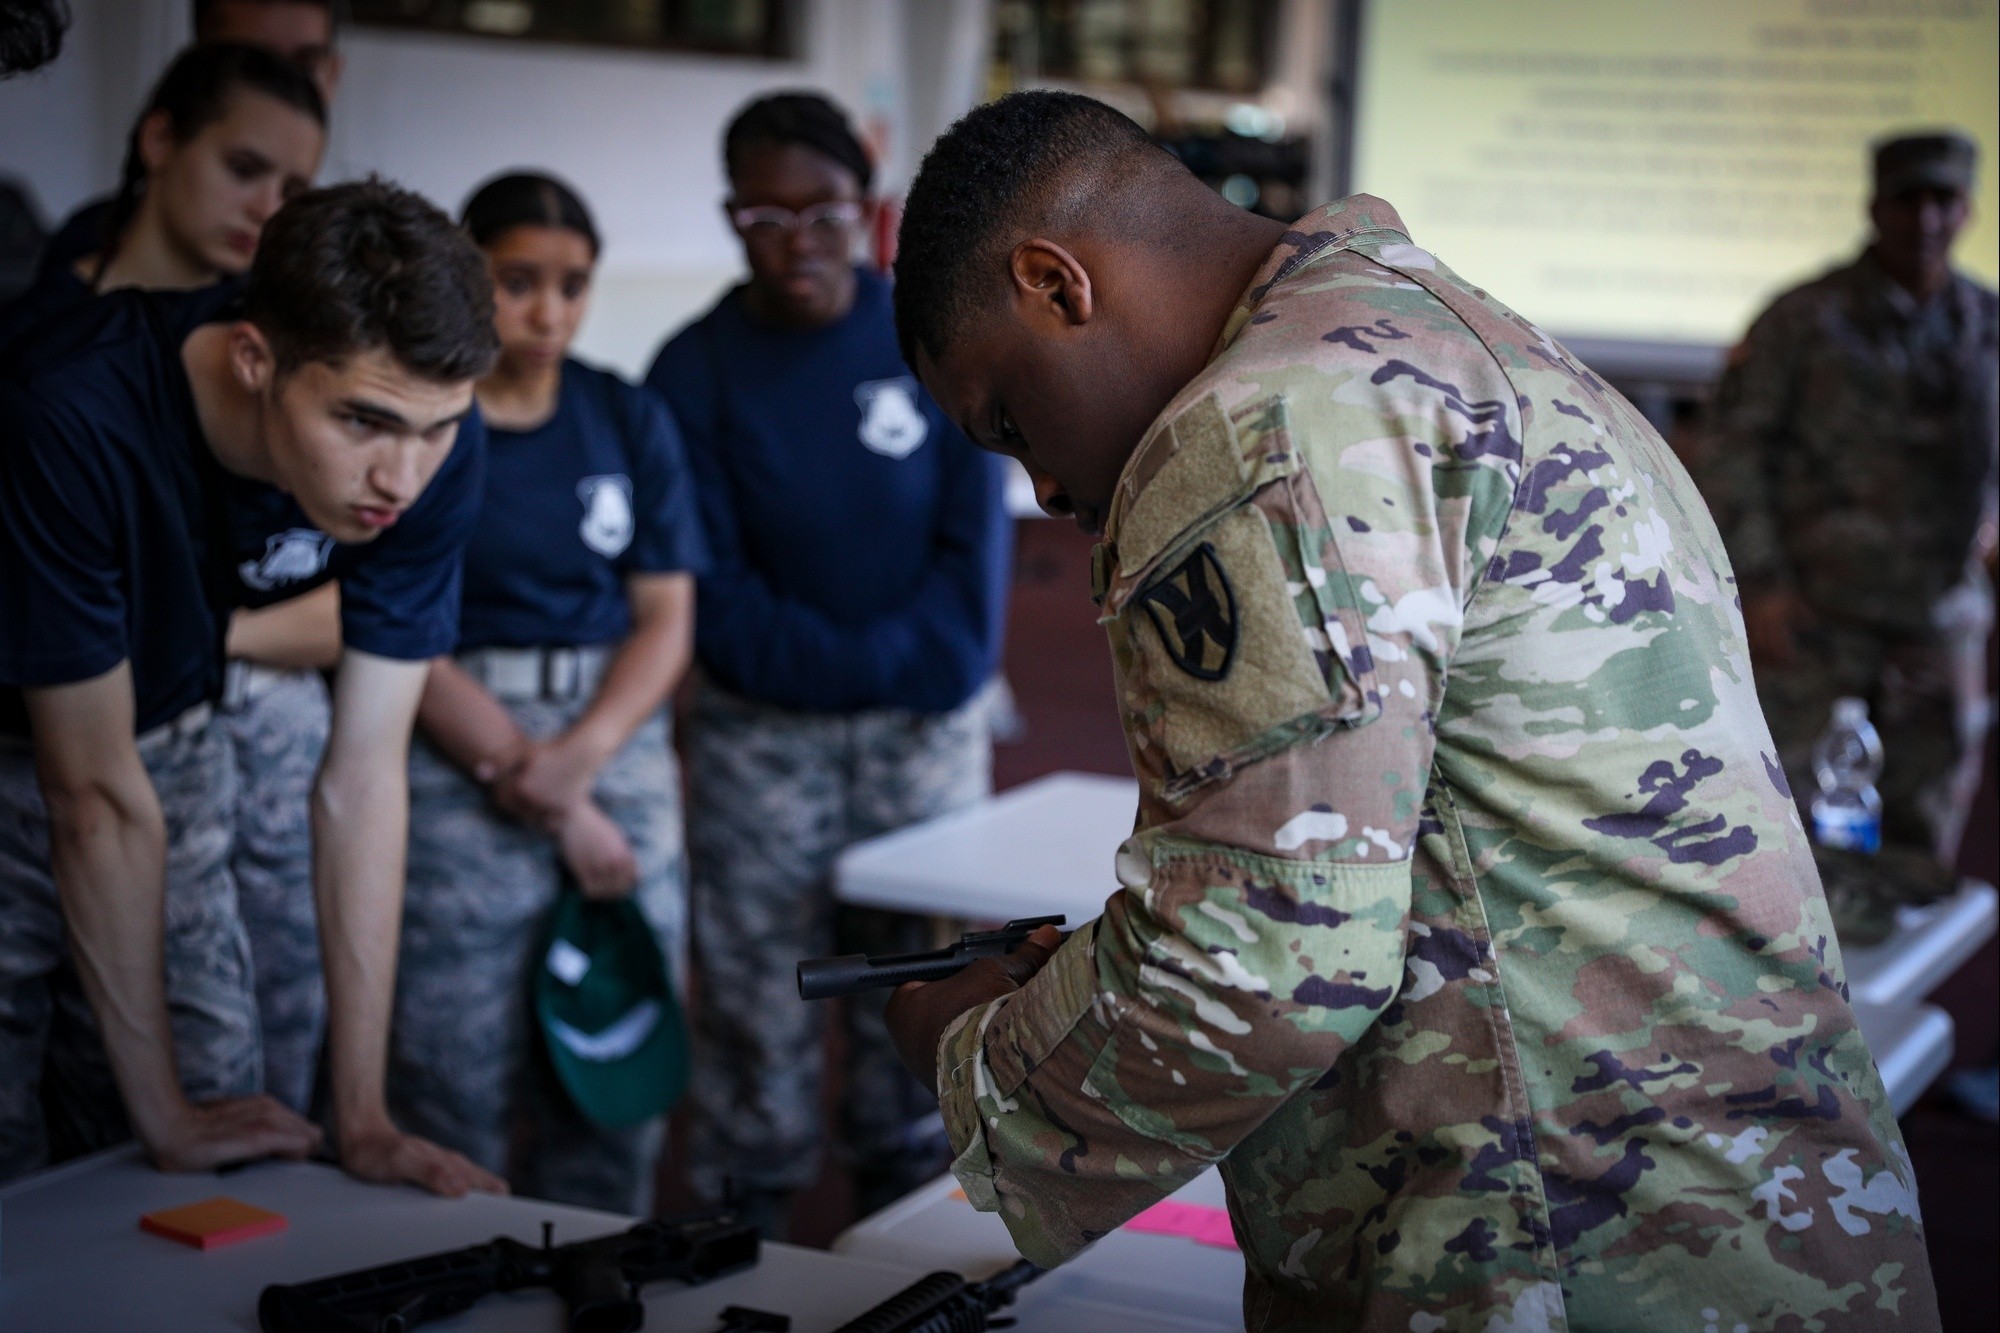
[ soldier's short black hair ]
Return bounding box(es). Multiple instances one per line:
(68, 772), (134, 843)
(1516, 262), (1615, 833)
(894, 90), (1171, 366)
(724, 91), (874, 194)
(244, 178), (498, 382)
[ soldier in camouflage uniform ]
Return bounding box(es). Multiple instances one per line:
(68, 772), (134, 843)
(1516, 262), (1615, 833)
(887, 92), (1936, 1331)
(1696, 131), (1998, 944)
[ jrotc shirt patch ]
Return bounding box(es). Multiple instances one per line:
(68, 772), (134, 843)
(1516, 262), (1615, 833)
(577, 474), (635, 558)
(1136, 541), (1237, 681)
(854, 377), (930, 459)
(238, 528), (333, 591)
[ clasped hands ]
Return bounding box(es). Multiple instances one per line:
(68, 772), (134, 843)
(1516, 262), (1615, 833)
(476, 731), (634, 899)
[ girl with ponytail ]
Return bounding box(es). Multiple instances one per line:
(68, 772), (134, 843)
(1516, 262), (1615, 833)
(387, 172), (709, 1215)
(91, 40), (325, 289)
(0, 40), (323, 348)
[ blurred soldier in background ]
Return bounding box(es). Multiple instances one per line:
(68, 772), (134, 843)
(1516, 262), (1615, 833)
(1697, 130), (1999, 943)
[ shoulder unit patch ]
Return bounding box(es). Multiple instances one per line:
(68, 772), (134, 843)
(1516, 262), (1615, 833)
(1137, 541), (1238, 681)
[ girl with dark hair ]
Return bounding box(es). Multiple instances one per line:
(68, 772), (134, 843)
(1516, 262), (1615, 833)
(1, 41), (320, 360)
(89, 40), (324, 291)
(645, 91), (1012, 1235)
(385, 171), (708, 1214)
(1, 41), (323, 348)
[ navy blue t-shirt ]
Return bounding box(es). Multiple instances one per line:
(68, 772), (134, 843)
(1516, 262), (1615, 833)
(645, 267), (1010, 714)
(0, 260), (88, 364)
(37, 196), (113, 282)
(0, 286), (486, 735)
(459, 358), (709, 650)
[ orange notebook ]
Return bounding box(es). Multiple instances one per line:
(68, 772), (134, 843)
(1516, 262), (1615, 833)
(139, 1196), (288, 1250)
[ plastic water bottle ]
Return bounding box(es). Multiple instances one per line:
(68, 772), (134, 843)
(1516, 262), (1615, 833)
(1810, 697), (1883, 853)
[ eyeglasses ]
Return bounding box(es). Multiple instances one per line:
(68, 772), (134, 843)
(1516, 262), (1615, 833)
(727, 201), (866, 238)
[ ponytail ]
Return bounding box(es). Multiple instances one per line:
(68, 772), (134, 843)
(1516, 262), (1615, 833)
(95, 41), (325, 282)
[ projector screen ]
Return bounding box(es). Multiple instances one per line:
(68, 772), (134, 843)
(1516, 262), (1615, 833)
(1351, 0), (2000, 367)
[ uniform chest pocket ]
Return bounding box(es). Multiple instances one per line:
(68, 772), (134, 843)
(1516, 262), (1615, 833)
(1103, 395), (1380, 803)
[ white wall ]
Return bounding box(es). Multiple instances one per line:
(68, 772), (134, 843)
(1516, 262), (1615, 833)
(0, 0), (188, 222)
(328, 1), (921, 374)
(1, 0), (1338, 374)
(0, 0), (990, 376)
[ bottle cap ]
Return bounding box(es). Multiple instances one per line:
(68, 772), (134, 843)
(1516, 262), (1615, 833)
(1832, 697), (1870, 724)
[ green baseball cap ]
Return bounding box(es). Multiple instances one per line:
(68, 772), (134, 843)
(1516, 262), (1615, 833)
(535, 886), (689, 1129)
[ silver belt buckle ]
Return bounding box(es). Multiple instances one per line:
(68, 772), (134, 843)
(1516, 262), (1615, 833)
(137, 701), (213, 750)
(543, 648), (580, 700)
(222, 661), (248, 711)
(477, 650), (540, 702)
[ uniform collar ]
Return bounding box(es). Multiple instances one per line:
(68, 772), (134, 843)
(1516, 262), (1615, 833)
(1098, 196), (1412, 567)
(1852, 246), (1963, 325)
(1210, 195), (1412, 359)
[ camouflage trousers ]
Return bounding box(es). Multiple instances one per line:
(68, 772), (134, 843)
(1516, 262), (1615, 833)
(1759, 620), (1960, 943)
(391, 667), (688, 1216)
(683, 680), (993, 1209)
(0, 709), (262, 1182)
(218, 663), (330, 1115)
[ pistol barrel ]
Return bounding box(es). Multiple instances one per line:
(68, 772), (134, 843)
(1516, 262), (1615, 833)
(797, 952), (965, 1001)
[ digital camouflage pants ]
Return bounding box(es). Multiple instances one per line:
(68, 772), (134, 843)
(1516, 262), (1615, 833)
(682, 681), (993, 1211)
(218, 665), (330, 1115)
(391, 692), (688, 1216)
(0, 712), (262, 1182)
(1759, 621), (1960, 944)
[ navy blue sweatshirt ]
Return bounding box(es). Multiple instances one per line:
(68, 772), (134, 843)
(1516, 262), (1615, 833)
(646, 268), (1010, 714)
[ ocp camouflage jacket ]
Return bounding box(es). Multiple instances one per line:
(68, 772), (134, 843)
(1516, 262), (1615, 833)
(935, 197), (1935, 1331)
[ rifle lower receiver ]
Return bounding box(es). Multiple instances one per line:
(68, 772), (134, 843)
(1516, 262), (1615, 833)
(257, 1207), (758, 1333)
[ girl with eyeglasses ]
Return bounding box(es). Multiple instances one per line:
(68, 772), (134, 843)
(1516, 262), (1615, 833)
(645, 91), (1012, 1237)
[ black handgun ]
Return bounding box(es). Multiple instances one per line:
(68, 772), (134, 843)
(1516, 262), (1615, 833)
(257, 1207), (758, 1333)
(796, 916), (1066, 1001)
(831, 1259), (1042, 1333)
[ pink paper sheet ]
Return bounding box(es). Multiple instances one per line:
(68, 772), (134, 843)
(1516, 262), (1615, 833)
(1123, 1199), (1240, 1250)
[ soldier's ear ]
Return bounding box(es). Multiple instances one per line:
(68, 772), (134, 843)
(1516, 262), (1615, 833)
(1007, 238), (1094, 332)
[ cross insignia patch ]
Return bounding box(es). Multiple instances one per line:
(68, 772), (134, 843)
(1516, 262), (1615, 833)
(1136, 541), (1238, 681)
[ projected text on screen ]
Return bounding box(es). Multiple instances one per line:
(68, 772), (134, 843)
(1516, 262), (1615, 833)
(1353, 0), (1999, 350)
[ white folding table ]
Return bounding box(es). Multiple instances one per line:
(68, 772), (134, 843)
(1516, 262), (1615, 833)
(1842, 881), (1998, 1008)
(835, 1168), (1244, 1332)
(0, 1146), (1166, 1332)
(834, 770), (1139, 924)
